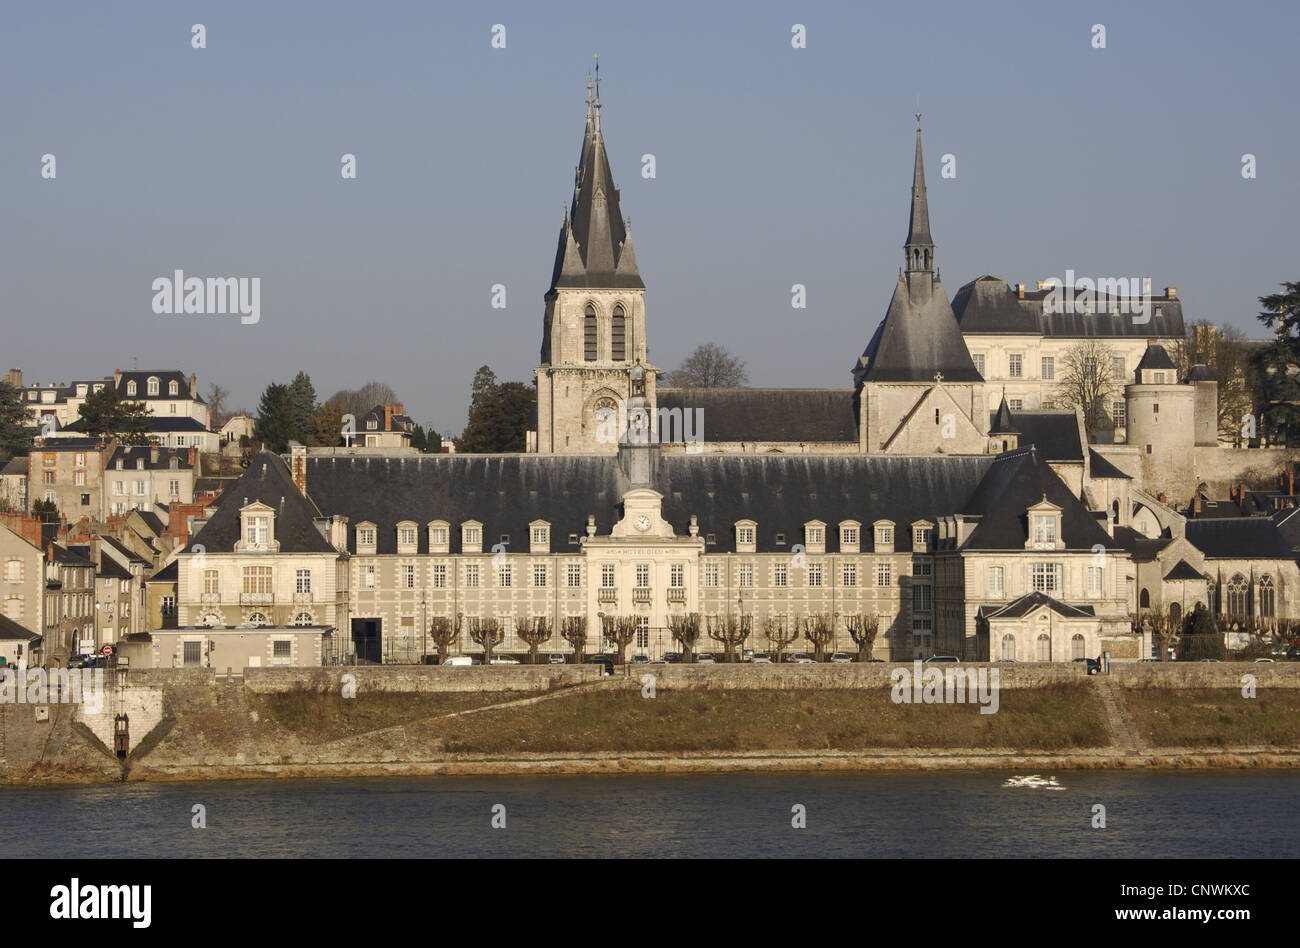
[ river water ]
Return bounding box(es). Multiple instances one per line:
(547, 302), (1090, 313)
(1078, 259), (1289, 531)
(2, 770), (1296, 858)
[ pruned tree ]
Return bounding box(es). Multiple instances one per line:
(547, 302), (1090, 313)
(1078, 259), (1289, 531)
(669, 612), (703, 663)
(800, 614), (836, 662)
(1056, 339), (1119, 437)
(468, 617), (505, 664)
(516, 616), (553, 665)
(428, 614), (462, 664)
(1171, 322), (1254, 442)
(601, 615), (639, 665)
(762, 616), (800, 664)
(205, 383), (231, 429)
(1145, 607), (1181, 663)
(560, 615), (588, 663)
(846, 612), (881, 662)
(706, 614), (752, 663)
(668, 343), (749, 388)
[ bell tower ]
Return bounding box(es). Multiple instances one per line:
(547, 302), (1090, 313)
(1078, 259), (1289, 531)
(533, 74), (657, 454)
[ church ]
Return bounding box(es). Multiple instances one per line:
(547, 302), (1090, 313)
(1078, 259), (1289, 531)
(167, 83), (1296, 669)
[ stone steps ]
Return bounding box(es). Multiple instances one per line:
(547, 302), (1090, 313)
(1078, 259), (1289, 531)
(1094, 677), (1143, 753)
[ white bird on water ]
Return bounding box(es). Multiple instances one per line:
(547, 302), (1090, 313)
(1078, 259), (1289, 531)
(1002, 775), (1066, 790)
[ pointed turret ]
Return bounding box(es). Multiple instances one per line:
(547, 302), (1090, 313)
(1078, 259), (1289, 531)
(904, 114), (934, 273)
(549, 79), (644, 290)
(990, 394), (1018, 434)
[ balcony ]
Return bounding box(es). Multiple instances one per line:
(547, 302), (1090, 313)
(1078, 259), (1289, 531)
(666, 587), (686, 604)
(597, 588), (617, 604)
(240, 592), (274, 605)
(633, 587), (652, 604)
(293, 591), (313, 603)
(200, 592), (219, 605)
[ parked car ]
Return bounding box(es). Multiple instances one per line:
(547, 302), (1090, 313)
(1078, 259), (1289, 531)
(441, 655), (476, 666)
(488, 654), (520, 665)
(830, 652), (852, 664)
(923, 655), (960, 663)
(583, 655), (614, 675)
(696, 652), (716, 664)
(1072, 657), (1101, 675)
(790, 653), (814, 664)
(547, 653), (567, 665)
(631, 654), (651, 664)
(751, 653), (772, 664)
(65, 653), (94, 669)
(1254, 658), (1275, 663)
(649, 659), (668, 665)
(663, 651), (682, 664)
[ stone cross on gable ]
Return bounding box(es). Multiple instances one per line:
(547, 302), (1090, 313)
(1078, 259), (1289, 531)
(933, 372), (944, 383)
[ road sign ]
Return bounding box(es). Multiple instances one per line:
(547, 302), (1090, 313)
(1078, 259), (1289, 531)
(102, 644), (114, 655)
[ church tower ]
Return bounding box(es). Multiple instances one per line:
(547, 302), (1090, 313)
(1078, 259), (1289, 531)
(853, 118), (987, 454)
(532, 76), (657, 454)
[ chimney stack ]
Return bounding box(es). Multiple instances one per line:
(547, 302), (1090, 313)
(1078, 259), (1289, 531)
(1016, 283), (1025, 299)
(1192, 493), (1202, 516)
(190, 372), (197, 396)
(384, 403), (393, 430)
(150, 444), (159, 464)
(1165, 287), (1177, 299)
(289, 442), (307, 496)
(114, 369), (122, 388)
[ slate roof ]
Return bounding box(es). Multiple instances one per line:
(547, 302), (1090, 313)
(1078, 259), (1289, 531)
(1, 458), (26, 476)
(0, 614), (40, 641)
(1087, 450), (1130, 479)
(1185, 518), (1294, 559)
(105, 445), (194, 470)
(64, 417), (208, 434)
(986, 410), (1084, 462)
(186, 452), (333, 554)
(303, 452), (1000, 555)
(149, 561), (178, 582)
(1187, 364), (1217, 382)
(857, 273), (984, 383)
(951, 275), (1186, 338)
(990, 396), (1018, 434)
(114, 371), (202, 403)
(1164, 559), (1204, 581)
(960, 447), (1114, 551)
(1136, 344), (1176, 371)
(48, 543), (92, 566)
(655, 389), (858, 443)
(99, 534), (151, 565)
(982, 592), (1096, 619)
(549, 89), (643, 291)
(133, 511), (166, 536)
(904, 124), (933, 251)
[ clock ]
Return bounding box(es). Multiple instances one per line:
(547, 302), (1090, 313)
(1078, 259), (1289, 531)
(634, 515), (651, 533)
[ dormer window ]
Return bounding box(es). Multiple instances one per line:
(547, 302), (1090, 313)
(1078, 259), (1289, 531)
(912, 522), (934, 550)
(804, 521), (826, 553)
(397, 521), (418, 553)
(236, 502), (279, 553)
(875, 521), (895, 552)
(367, 419), (378, 430)
(839, 522), (861, 553)
(1026, 499), (1064, 551)
(356, 523), (377, 553)
(462, 522), (482, 552)
(530, 521), (550, 553)
(735, 520), (757, 552)
(428, 521), (450, 552)
(147, 377), (159, 396)
(126, 381), (137, 396)
(169, 380), (179, 395)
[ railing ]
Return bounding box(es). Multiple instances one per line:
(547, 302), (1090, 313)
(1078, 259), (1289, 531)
(239, 592), (274, 605)
(200, 593), (219, 604)
(666, 588), (686, 603)
(597, 588), (617, 603)
(293, 591), (313, 603)
(633, 588), (652, 604)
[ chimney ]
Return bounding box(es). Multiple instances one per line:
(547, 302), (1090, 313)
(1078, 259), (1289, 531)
(1165, 287), (1177, 299)
(188, 445), (197, 469)
(395, 402), (404, 417)
(4, 369), (21, 388)
(149, 444), (159, 464)
(1036, 279), (1047, 291)
(384, 403), (393, 430)
(1192, 493), (1202, 516)
(190, 372), (197, 395)
(114, 369), (122, 388)
(1016, 283), (1025, 299)
(290, 442), (307, 496)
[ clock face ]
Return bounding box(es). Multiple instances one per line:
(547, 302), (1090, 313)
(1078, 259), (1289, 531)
(635, 515), (651, 532)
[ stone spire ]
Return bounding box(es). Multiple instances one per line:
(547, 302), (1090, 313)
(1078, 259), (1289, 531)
(904, 114), (934, 274)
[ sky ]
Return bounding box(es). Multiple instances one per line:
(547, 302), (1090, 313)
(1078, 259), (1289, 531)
(2, 0), (1297, 436)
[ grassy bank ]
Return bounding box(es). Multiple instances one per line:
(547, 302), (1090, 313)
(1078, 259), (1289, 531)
(251, 690), (524, 743)
(1124, 688), (1300, 747)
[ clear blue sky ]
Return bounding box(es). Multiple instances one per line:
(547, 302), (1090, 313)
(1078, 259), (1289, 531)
(2, 0), (1296, 435)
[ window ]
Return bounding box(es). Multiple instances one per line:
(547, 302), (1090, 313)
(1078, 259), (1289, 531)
(1112, 357), (1126, 379)
(670, 563), (684, 588)
(203, 570), (219, 595)
(161, 595), (176, 617)
(402, 564), (416, 589)
(973, 353), (985, 377)
(43, 471), (54, 485)
(533, 563), (548, 588)
(636, 615), (649, 649)
(913, 526), (932, 548)
(274, 640), (292, 659)
(1030, 563), (1062, 595)
(398, 526), (417, 548)
(738, 564), (754, 587)
(1009, 399), (1023, 411)
(169, 380), (179, 395)
(736, 524), (755, 547)
(773, 563), (788, 587)
(183, 640), (202, 666)
(4, 560), (21, 582)
(296, 569), (311, 594)
(808, 563), (823, 587)
(1036, 633), (1051, 662)
(611, 306), (626, 361)
(242, 566), (272, 595)
(842, 563), (858, 587)
(531, 525), (549, 548)
(806, 525), (824, 546)
(1071, 634), (1086, 661)
(169, 479), (179, 495)
(1041, 356), (1054, 380)
(1087, 566), (1103, 596)
(463, 525), (481, 550)
(841, 525), (859, 549)
(294, 613), (312, 627)
(1031, 514), (1057, 548)
(430, 525), (449, 548)
(601, 563), (616, 588)
(1112, 401), (1126, 429)
(1009, 354), (1022, 378)
(912, 583), (931, 612)
(1001, 633), (1015, 662)
(567, 563), (582, 587)
(1259, 575), (1275, 619)
(703, 563), (719, 587)
(584, 305), (598, 361)
(147, 377), (159, 396)
(126, 381), (137, 396)
(112, 482), (124, 496)
(876, 525), (893, 547)
(465, 564), (480, 588)
(134, 479), (146, 496)
(1226, 574), (1249, 615)
(988, 566), (1004, 598)
(876, 563), (892, 587)
(432, 564), (447, 588)
(497, 564), (512, 587)
(357, 526), (376, 548)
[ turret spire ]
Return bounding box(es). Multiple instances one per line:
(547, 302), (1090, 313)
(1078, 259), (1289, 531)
(904, 116), (934, 273)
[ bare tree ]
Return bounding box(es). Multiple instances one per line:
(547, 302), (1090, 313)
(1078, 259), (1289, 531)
(1138, 609), (1181, 663)
(706, 614), (752, 663)
(601, 615), (639, 665)
(669, 613), (703, 662)
(328, 382), (399, 419)
(762, 616), (801, 663)
(516, 616), (553, 665)
(469, 618), (505, 664)
(1056, 339), (1119, 437)
(1172, 322), (1254, 443)
(428, 615), (462, 664)
(560, 616), (588, 663)
(801, 614), (836, 662)
(846, 613), (881, 662)
(205, 383), (230, 428)
(668, 343), (748, 388)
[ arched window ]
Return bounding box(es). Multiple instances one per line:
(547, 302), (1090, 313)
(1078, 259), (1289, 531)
(1139, 588), (1150, 609)
(1226, 574), (1249, 616)
(1259, 575), (1275, 619)
(1036, 633), (1051, 662)
(1205, 574), (1217, 614)
(1071, 634), (1085, 660)
(293, 612), (313, 626)
(611, 305), (626, 362)
(583, 305), (598, 361)
(147, 376), (159, 396)
(169, 380), (179, 395)
(1168, 602), (1181, 625)
(1001, 633), (1015, 662)
(126, 381), (137, 396)
(247, 612), (269, 626)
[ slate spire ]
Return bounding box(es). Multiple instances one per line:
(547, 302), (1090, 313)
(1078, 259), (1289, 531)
(904, 114), (934, 273)
(549, 76), (644, 291)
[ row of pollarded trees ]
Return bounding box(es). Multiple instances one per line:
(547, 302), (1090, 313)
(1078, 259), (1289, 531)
(420, 613), (887, 664)
(1133, 604), (1300, 661)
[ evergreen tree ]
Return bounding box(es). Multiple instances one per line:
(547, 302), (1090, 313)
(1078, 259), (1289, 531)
(1256, 281), (1300, 443)
(255, 383), (297, 453)
(76, 387), (152, 445)
(1179, 602), (1224, 661)
(287, 371), (318, 443)
(309, 399), (347, 447)
(0, 381), (36, 459)
(457, 369), (534, 453)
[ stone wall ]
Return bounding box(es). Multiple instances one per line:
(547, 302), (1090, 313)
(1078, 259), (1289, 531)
(241, 664), (604, 694)
(1109, 661), (1300, 688)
